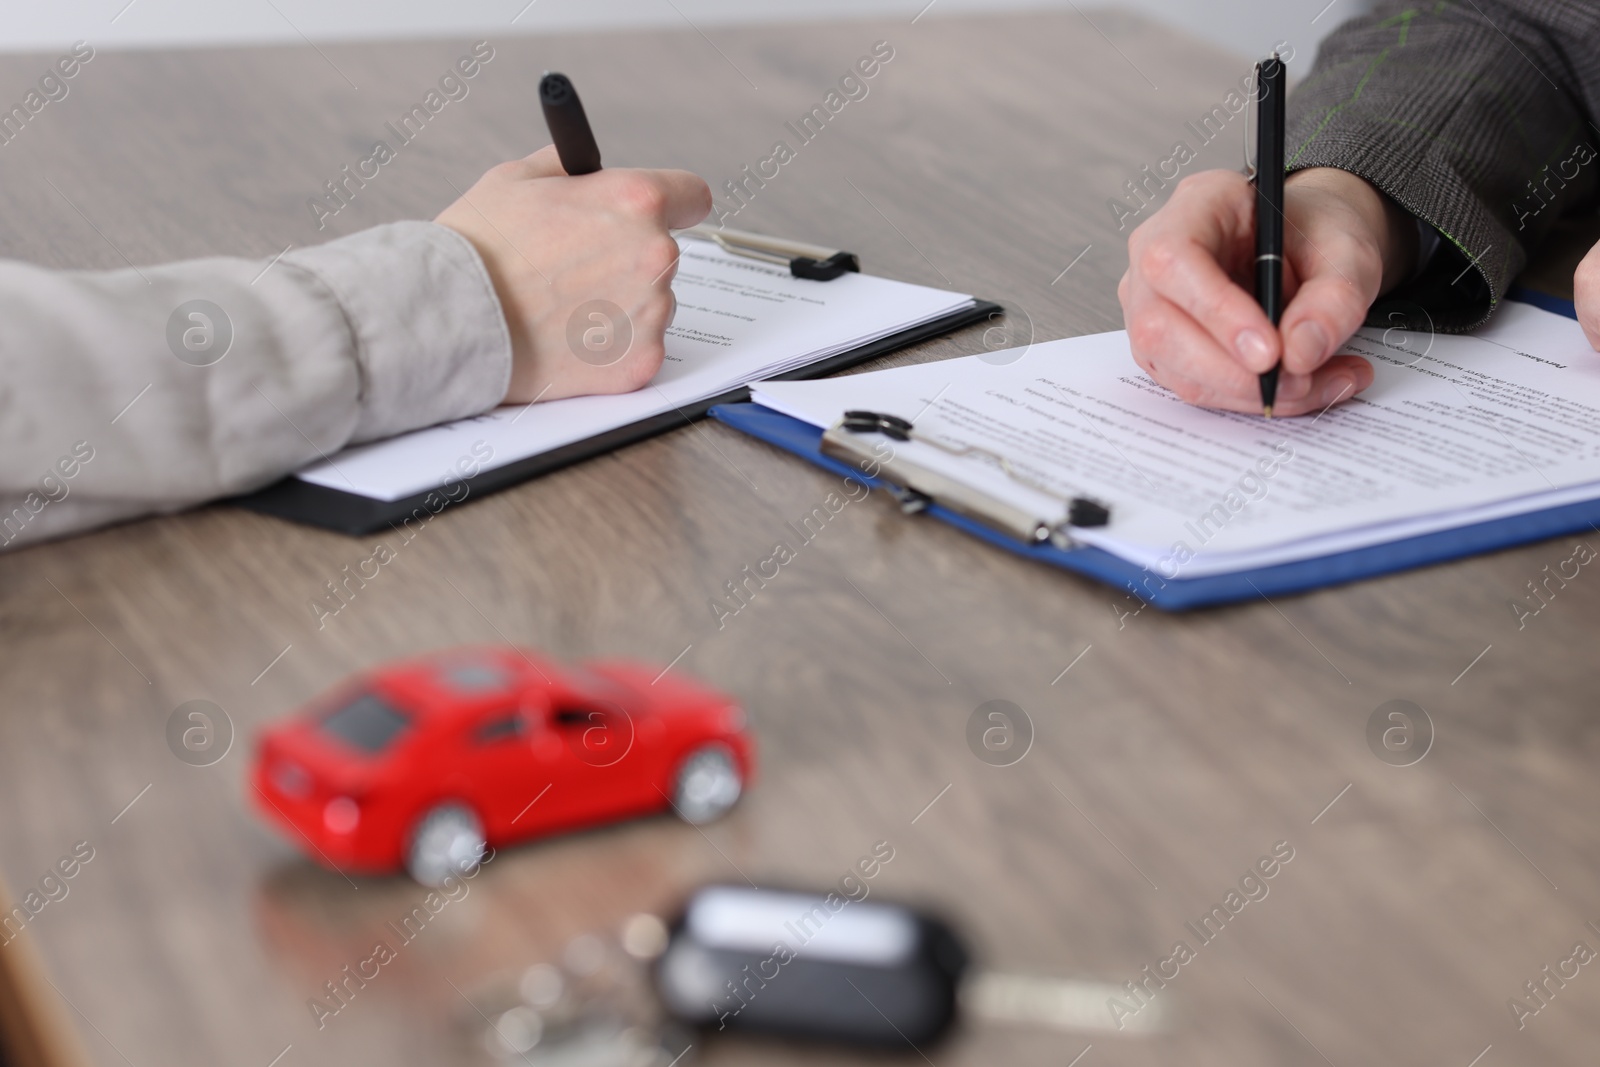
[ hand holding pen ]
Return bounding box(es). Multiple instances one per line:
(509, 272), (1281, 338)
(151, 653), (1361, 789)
(1115, 66), (1419, 415)
(434, 72), (712, 404)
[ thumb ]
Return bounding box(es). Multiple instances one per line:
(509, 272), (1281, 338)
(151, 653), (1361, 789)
(1278, 234), (1382, 375)
(521, 144), (568, 179)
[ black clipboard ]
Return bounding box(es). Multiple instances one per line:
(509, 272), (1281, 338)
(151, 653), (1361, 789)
(233, 298), (1002, 536)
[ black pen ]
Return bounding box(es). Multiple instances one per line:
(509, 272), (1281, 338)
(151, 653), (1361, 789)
(539, 72), (602, 176)
(1254, 53), (1286, 418)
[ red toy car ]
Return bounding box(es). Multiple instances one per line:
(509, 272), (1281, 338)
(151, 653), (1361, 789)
(252, 647), (755, 885)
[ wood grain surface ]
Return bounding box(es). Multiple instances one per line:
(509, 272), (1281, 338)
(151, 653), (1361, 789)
(1, 10), (1598, 1067)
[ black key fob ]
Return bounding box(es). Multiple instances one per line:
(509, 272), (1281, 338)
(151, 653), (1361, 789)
(652, 885), (969, 1047)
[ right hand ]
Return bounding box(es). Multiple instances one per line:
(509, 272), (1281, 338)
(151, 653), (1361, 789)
(1117, 167), (1417, 416)
(436, 145), (713, 403)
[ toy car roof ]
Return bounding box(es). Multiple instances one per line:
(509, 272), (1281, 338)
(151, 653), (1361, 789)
(344, 647), (568, 720)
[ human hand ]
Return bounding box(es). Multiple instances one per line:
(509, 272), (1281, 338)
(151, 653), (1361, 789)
(1117, 167), (1418, 416)
(1574, 240), (1600, 351)
(436, 145), (712, 403)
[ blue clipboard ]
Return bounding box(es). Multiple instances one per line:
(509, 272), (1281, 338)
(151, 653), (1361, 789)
(709, 291), (1600, 611)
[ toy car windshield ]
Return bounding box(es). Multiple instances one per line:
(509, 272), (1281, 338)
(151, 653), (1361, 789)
(320, 693), (410, 754)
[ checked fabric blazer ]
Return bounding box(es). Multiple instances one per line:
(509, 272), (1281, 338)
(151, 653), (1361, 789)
(1288, 0), (1600, 330)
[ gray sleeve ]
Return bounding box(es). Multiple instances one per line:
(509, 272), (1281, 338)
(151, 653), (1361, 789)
(1285, 0), (1600, 331)
(0, 220), (511, 549)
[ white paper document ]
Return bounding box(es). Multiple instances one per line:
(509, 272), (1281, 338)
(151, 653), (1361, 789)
(752, 302), (1600, 579)
(294, 236), (976, 501)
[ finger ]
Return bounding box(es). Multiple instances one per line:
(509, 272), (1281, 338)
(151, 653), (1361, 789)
(624, 168), (713, 229)
(1150, 349), (1358, 418)
(601, 170), (707, 230)
(1122, 273), (1311, 398)
(1265, 354), (1375, 417)
(1155, 361), (1318, 412)
(1129, 171), (1279, 369)
(1278, 231), (1381, 375)
(627, 287), (677, 338)
(520, 144), (567, 178)
(1277, 369), (1314, 404)
(1125, 282), (1322, 412)
(1124, 284), (1276, 407)
(1137, 232), (1280, 373)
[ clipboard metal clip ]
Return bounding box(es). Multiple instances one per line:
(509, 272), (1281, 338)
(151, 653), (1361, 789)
(682, 225), (860, 281)
(822, 409), (1110, 550)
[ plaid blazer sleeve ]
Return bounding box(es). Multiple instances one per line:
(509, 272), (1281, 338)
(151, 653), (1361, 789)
(1286, 0), (1600, 331)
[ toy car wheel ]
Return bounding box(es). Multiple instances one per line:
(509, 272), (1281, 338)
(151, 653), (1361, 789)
(671, 744), (743, 824)
(406, 802), (486, 887)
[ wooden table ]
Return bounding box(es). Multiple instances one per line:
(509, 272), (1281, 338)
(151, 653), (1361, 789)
(2, 10), (1597, 1067)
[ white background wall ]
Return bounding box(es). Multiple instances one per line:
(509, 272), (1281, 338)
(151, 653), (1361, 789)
(1, 0), (1371, 60)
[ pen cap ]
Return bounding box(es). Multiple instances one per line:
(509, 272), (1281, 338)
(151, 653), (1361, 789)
(539, 71), (603, 175)
(539, 71), (577, 108)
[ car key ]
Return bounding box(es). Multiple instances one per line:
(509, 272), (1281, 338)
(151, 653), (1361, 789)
(653, 884), (967, 1045)
(651, 885), (1163, 1045)
(461, 888), (1162, 1061)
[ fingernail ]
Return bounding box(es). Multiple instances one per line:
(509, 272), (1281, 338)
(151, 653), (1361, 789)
(1320, 375), (1354, 406)
(1235, 329), (1272, 369)
(1288, 321), (1329, 369)
(1279, 374), (1312, 401)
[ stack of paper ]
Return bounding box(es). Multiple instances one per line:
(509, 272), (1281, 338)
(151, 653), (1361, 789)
(752, 302), (1600, 580)
(293, 236), (976, 503)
